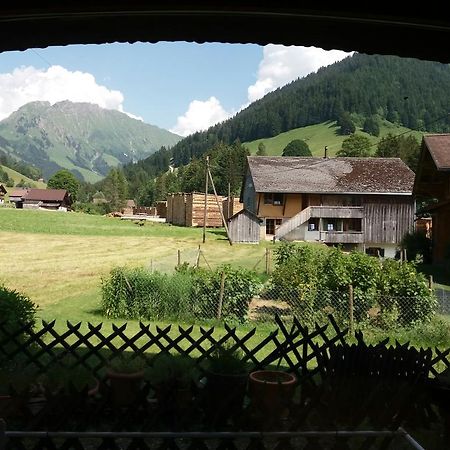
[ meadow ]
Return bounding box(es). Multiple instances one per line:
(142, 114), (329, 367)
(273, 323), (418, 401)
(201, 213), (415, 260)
(0, 209), (270, 326)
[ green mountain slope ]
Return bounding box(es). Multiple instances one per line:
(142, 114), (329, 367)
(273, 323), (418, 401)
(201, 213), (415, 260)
(0, 101), (182, 182)
(0, 165), (47, 191)
(244, 120), (424, 156)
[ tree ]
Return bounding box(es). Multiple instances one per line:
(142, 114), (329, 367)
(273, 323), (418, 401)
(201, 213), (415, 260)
(256, 142), (267, 156)
(337, 112), (356, 135)
(47, 169), (80, 201)
(376, 133), (420, 171)
(282, 140), (312, 157)
(376, 133), (399, 157)
(363, 116), (380, 136)
(102, 168), (128, 211)
(337, 134), (372, 157)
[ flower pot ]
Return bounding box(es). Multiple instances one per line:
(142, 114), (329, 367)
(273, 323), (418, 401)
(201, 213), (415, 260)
(106, 369), (144, 407)
(249, 370), (297, 423)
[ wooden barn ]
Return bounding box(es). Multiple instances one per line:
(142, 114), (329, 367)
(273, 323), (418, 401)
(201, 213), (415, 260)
(228, 209), (262, 244)
(166, 192), (225, 227)
(222, 196), (244, 221)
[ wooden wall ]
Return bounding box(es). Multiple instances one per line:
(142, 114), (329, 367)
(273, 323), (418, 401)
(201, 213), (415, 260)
(156, 201), (167, 218)
(223, 196), (244, 221)
(167, 192), (224, 227)
(363, 196), (414, 244)
(228, 210), (260, 243)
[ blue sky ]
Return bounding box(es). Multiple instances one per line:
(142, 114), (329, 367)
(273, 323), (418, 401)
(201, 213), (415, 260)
(0, 42), (352, 136)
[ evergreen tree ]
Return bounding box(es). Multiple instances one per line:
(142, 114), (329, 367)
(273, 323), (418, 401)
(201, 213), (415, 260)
(337, 112), (356, 135)
(337, 134), (372, 157)
(282, 139), (312, 156)
(256, 142), (267, 156)
(363, 116), (380, 136)
(102, 168), (128, 211)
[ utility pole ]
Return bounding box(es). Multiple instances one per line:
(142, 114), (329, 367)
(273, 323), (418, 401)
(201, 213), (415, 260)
(207, 166), (233, 246)
(227, 182), (231, 219)
(202, 156), (209, 244)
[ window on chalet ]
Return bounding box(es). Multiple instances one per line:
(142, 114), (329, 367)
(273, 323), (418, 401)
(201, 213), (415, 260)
(263, 193), (284, 206)
(308, 218), (319, 231)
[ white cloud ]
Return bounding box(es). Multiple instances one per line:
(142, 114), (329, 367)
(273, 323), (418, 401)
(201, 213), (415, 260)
(248, 45), (353, 102)
(170, 96), (230, 137)
(0, 65), (136, 121)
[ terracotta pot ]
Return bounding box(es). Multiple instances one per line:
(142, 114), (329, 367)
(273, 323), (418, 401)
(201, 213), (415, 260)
(249, 370), (297, 419)
(106, 369), (144, 407)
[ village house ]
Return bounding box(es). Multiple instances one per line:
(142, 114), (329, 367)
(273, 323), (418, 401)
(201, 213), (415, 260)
(8, 188), (29, 208)
(0, 184), (6, 204)
(413, 134), (450, 264)
(22, 189), (72, 211)
(240, 156), (415, 257)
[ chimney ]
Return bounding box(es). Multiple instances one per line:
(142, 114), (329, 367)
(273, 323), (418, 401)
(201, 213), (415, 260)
(324, 146), (328, 159)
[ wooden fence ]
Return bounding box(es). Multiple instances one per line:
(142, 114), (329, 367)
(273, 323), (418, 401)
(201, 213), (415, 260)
(0, 315), (448, 448)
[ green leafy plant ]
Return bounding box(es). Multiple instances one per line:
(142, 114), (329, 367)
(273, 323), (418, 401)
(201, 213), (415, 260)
(149, 354), (198, 390)
(0, 284), (37, 328)
(108, 353), (147, 374)
(208, 341), (247, 375)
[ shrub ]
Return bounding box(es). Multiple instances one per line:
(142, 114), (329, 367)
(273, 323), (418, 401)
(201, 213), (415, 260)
(0, 284), (37, 328)
(401, 231), (432, 263)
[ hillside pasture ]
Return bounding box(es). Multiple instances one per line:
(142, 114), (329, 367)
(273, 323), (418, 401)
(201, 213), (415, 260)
(0, 164), (47, 191)
(243, 120), (423, 156)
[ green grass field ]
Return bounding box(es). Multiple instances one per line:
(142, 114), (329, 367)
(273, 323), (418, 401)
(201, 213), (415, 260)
(0, 209), (270, 322)
(243, 120), (423, 156)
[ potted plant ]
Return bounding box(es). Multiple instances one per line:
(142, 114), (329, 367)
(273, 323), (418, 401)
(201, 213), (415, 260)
(203, 341), (248, 427)
(106, 352), (146, 407)
(248, 369), (297, 427)
(148, 354), (199, 428)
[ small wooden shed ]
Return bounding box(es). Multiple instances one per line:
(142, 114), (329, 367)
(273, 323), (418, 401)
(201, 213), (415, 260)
(167, 192), (225, 227)
(228, 209), (262, 244)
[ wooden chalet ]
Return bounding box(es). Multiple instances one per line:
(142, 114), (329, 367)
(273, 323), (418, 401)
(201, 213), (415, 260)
(166, 192), (225, 227)
(22, 188), (72, 210)
(0, 184), (6, 204)
(414, 134), (450, 263)
(241, 156), (415, 257)
(8, 188), (29, 208)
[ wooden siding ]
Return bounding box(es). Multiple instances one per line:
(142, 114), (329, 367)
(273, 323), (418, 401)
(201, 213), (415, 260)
(309, 206), (364, 219)
(228, 210), (260, 243)
(432, 203), (450, 263)
(364, 200), (414, 244)
(223, 196), (243, 221)
(167, 193), (224, 227)
(156, 201), (167, 218)
(322, 231), (364, 244)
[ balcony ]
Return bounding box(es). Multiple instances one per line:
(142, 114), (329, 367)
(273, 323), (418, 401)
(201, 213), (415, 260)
(309, 206), (364, 219)
(321, 231), (364, 244)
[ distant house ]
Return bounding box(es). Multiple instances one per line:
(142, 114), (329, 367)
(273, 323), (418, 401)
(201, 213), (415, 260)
(22, 189), (72, 211)
(9, 189), (29, 208)
(241, 156), (415, 257)
(0, 184), (6, 204)
(414, 134), (450, 263)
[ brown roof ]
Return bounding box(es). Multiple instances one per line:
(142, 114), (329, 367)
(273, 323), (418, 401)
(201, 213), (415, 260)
(24, 189), (68, 202)
(247, 156), (414, 194)
(0, 184), (6, 194)
(423, 134), (450, 170)
(9, 189), (29, 198)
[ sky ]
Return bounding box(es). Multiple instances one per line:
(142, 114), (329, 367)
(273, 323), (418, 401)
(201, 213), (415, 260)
(0, 42), (352, 137)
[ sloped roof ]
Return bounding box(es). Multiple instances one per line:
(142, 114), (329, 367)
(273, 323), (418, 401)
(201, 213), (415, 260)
(24, 189), (68, 202)
(0, 184), (6, 194)
(423, 134), (450, 170)
(9, 188), (29, 198)
(228, 208), (262, 222)
(247, 157), (414, 194)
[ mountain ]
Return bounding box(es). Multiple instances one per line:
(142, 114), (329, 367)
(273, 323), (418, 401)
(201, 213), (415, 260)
(0, 101), (181, 182)
(127, 53), (450, 179)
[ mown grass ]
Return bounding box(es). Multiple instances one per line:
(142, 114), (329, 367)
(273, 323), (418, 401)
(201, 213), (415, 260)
(0, 209), (271, 316)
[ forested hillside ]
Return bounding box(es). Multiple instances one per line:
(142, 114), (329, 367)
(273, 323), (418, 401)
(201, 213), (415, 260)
(125, 53), (450, 182)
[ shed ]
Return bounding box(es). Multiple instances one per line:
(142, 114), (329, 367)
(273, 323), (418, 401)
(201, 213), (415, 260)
(223, 196), (244, 221)
(9, 188), (29, 208)
(122, 199), (136, 215)
(228, 209), (262, 244)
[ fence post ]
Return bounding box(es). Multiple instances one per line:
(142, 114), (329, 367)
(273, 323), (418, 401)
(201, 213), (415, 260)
(177, 249), (181, 268)
(0, 419), (6, 450)
(348, 284), (354, 336)
(217, 271), (226, 319)
(265, 248), (269, 274)
(429, 275), (433, 290)
(196, 245), (201, 268)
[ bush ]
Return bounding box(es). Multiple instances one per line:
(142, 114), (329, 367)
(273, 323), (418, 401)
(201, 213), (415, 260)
(0, 284), (37, 328)
(101, 264), (260, 323)
(401, 231), (432, 263)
